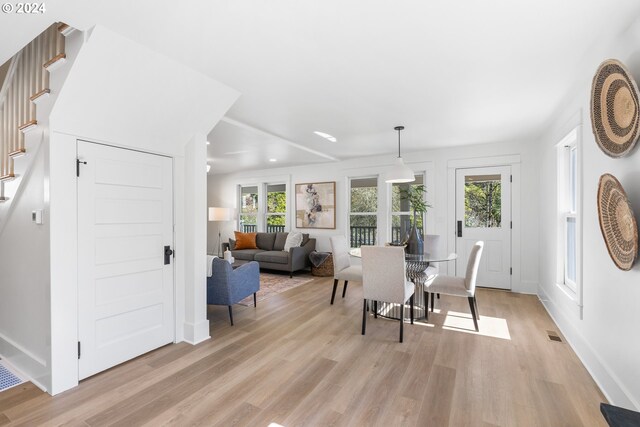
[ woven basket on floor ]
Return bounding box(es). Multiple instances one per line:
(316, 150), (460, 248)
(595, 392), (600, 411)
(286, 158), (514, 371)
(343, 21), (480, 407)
(311, 253), (334, 277)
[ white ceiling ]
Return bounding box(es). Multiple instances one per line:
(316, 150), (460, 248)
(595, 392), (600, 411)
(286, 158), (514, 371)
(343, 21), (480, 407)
(3, 1), (640, 174)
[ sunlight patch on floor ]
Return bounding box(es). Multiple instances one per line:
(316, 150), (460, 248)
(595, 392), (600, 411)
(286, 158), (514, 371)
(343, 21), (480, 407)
(442, 310), (511, 340)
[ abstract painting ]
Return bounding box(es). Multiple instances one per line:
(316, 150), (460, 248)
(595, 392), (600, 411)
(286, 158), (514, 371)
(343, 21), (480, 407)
(295, 182), (336, 229)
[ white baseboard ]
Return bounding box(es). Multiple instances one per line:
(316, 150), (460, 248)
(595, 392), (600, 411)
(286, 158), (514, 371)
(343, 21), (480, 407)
(183, 320), (211, 345)
(0, 331), (48, 392)
(538, 286), (639, 411)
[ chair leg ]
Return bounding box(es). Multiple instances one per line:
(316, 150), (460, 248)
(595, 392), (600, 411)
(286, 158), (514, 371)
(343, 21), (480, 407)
(430, 292), (435, 312)
(362, 299), (367, 335)
(474, 295), (479, 319)
(228, 305), (234, 326)
(330, 279), (339, 304)
(399, 303), (404, 343)
(410, 295), (414, 324)
(342, 280), (349, 298)
(437, 293), (440, 299)
(468, 296), (479, 332)
(374, 300), (378, 318)
(253, 293), (257, 307)
(424, 291), (429, 321)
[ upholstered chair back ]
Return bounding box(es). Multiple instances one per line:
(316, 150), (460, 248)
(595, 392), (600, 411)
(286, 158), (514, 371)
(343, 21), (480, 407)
(464, 241), (484, 293)
(361, 245), (407, 303)
(330, 235), (351, 274)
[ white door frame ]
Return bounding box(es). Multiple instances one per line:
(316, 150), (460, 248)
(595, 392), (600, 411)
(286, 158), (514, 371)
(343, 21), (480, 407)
(446, 155), (521, 291)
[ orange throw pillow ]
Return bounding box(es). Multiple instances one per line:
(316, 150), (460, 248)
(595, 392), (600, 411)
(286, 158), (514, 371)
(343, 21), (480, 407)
(234, 231), (258, 250)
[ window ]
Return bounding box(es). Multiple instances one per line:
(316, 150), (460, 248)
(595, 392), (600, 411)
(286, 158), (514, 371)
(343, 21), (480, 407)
(266, 183), (287, 232)
(391, 174), (424, 244)
(558, 128), (579, 293)
(349, 177), (378, 248)
(239, 185), (258, 232)
(464, 174), (502, 227)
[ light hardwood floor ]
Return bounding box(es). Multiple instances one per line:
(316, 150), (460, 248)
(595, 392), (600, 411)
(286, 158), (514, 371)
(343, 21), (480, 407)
(0, 275), (607, 426)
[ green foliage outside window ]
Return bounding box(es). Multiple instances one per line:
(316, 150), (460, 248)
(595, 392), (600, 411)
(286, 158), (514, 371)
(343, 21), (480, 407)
(267, 191), (286, 226)
(465, 181), (501, 227)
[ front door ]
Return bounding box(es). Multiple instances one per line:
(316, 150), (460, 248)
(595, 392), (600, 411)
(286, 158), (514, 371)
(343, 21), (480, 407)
(455, 166), (511, 290)
(78, 141), (175, 380)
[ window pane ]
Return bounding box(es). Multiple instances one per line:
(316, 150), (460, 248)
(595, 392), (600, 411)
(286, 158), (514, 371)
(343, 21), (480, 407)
(391, 175), (424, 212)
(267, 184), (286, 214)
(266, 215), (286, 232)
(350, 178), (377, 213)
(239, 214), (257, 233)
(350, 215), (376, 247)
(464, 174), (502, 227)
(240, 186), (258, 214)
(566, 216), (576, 283)
(391, 213), (423, 244)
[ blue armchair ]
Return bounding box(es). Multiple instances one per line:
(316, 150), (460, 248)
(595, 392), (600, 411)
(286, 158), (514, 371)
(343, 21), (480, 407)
(207, 258), (260, 325)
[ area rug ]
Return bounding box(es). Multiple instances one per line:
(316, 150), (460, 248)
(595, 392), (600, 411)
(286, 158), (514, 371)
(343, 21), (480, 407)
(238, 273), (314, 306)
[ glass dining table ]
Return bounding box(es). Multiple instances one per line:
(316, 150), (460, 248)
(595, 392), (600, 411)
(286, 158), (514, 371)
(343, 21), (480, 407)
(349, 247), (457, 320)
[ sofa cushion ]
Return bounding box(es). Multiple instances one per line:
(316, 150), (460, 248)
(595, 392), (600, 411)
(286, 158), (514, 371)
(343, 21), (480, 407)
(232, 249), (265, 261)
(274, 232), (288, 251)
(256, 232), (276, 250)
(254, 251), (289, 264)
(234, 231), (258, 250)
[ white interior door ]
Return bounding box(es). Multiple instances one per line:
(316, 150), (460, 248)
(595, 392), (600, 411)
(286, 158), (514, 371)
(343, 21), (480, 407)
(78, 141), (174, 380)
(455, 166), (511, 290)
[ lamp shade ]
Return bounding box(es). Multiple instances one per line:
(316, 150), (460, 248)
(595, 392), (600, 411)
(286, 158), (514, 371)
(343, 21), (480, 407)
(208, 207), (232, 221)
(385, 157), (415, 183)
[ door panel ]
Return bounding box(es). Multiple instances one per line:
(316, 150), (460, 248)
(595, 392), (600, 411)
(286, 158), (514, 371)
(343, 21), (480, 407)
(455, 166), (511, 289)
(78, 141), (174, 380)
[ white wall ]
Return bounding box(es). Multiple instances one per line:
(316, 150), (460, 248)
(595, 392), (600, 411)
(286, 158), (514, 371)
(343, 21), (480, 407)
(44, 25), (237, 394)
(208, 139), (539, 294)
(538, 16), (640, 410)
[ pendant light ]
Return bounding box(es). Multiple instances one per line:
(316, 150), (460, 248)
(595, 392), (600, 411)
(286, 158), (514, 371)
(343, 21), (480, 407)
(384, 125), (415, 183)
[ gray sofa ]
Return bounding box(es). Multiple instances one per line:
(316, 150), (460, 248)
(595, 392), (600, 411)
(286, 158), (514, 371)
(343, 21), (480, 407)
(222, 232), (316, 277)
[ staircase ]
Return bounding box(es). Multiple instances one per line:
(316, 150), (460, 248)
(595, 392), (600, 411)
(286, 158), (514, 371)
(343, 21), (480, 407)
(0, 23), (70, 202)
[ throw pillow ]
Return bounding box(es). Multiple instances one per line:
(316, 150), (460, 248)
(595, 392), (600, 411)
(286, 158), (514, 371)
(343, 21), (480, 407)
(283, 231), (303, 252)
(234, 231), (258, 250)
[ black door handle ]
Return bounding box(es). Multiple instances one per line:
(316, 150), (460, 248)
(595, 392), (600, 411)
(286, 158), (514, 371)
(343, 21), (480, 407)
(164, 245), (174, 265)
(457, 220), (462, 237)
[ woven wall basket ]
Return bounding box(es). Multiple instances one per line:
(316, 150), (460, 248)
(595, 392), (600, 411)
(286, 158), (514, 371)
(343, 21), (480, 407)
(597, 174), (638, 270)
(591, 59), (640, 158)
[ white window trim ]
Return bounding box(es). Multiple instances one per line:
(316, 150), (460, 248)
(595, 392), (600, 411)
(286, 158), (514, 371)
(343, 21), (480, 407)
(556, 127), (582, 308)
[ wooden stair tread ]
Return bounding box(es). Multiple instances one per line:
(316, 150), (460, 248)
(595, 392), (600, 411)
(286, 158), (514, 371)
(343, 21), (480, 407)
(0, 173), (16, 182)
(18, 120), (37, 132)
(44, 53), (66, 70)
(9, 148), (26, 158)
(30, 88), (50, 102)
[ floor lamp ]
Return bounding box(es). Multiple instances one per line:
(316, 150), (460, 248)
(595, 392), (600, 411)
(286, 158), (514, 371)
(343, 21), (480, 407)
(209, 207), (232, 257)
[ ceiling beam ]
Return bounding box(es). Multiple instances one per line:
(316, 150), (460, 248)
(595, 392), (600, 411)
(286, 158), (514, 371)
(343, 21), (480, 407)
(221, 117), (339, 161)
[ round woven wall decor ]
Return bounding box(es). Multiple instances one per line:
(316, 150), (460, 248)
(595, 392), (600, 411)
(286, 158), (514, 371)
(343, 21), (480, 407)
(597, 173), (638, 270)
(590, 59), (640, 158)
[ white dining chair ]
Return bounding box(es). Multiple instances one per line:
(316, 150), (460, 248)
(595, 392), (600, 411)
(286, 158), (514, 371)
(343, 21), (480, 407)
(329, 235), (362, 304)
(361, 245), (415, 343)
(426, 241), (484, 331)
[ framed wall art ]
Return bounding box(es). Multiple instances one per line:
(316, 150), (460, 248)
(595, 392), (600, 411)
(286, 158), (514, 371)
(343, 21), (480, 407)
(295, 181), (336, 229)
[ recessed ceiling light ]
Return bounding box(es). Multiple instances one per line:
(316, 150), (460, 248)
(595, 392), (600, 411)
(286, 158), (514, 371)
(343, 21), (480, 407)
(224, 150), (249, 155)
(207, 164), (211, 173)
(206, 141), (211, 145)
(314, 131), (337, 142)
(269, 158), (277, 162)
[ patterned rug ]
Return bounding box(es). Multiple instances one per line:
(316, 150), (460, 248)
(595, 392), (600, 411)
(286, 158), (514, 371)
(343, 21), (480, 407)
(238, 273), (314, 306)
